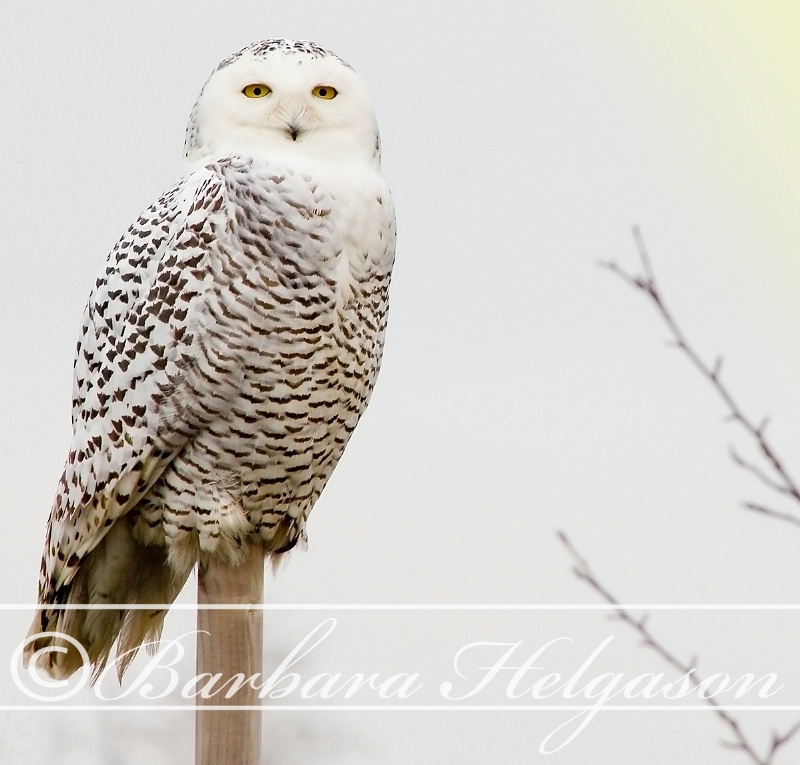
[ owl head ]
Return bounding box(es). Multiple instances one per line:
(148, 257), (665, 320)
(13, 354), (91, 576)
(183, 40), (381, 170)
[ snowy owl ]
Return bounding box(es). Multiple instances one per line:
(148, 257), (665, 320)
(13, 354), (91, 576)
(25, 39), (395, 679)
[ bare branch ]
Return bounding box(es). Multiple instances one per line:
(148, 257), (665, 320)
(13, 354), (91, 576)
(600, 228), (800, 525)
(581, 233), (800, 761)
(558, 531), (800, 765)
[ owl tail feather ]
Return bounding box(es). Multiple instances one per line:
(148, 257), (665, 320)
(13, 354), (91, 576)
(24, 520), (191, 682)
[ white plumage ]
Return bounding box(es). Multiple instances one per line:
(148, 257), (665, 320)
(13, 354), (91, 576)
(26, 39), (395, 679)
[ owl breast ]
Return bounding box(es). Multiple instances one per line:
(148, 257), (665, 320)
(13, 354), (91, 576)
(133, 156), (395, 557)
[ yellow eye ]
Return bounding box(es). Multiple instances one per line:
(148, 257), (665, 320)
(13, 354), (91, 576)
(312, 85), (338, 100)
(242, 84), (271, 98)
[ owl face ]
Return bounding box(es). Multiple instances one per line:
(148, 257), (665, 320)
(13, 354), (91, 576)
(185, 42), (381, 169)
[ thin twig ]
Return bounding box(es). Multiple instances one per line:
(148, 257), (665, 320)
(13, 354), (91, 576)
(600, 228), (800, 525)
(729, 447), (797, 497)
(557, 531), (800, 765)
(768, 721), (800, 761)
(743, 502), (800, 529)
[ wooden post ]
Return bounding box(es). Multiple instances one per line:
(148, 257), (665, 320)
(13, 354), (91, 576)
(195, 543), (265, 765)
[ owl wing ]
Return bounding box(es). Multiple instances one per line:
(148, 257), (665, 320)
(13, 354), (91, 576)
(39, 166), (231, 602)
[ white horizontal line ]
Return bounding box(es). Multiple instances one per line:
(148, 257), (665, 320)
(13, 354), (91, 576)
(4, 604), (800, 611)
(2, 705), (799, 712)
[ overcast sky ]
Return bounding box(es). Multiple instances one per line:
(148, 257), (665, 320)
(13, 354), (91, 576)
(2, 2), (799, 763)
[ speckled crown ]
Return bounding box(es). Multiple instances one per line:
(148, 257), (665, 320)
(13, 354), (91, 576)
(215, 39), (351, 72)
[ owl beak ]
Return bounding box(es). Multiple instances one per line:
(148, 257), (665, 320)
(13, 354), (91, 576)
(279, 100), (306, 141)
